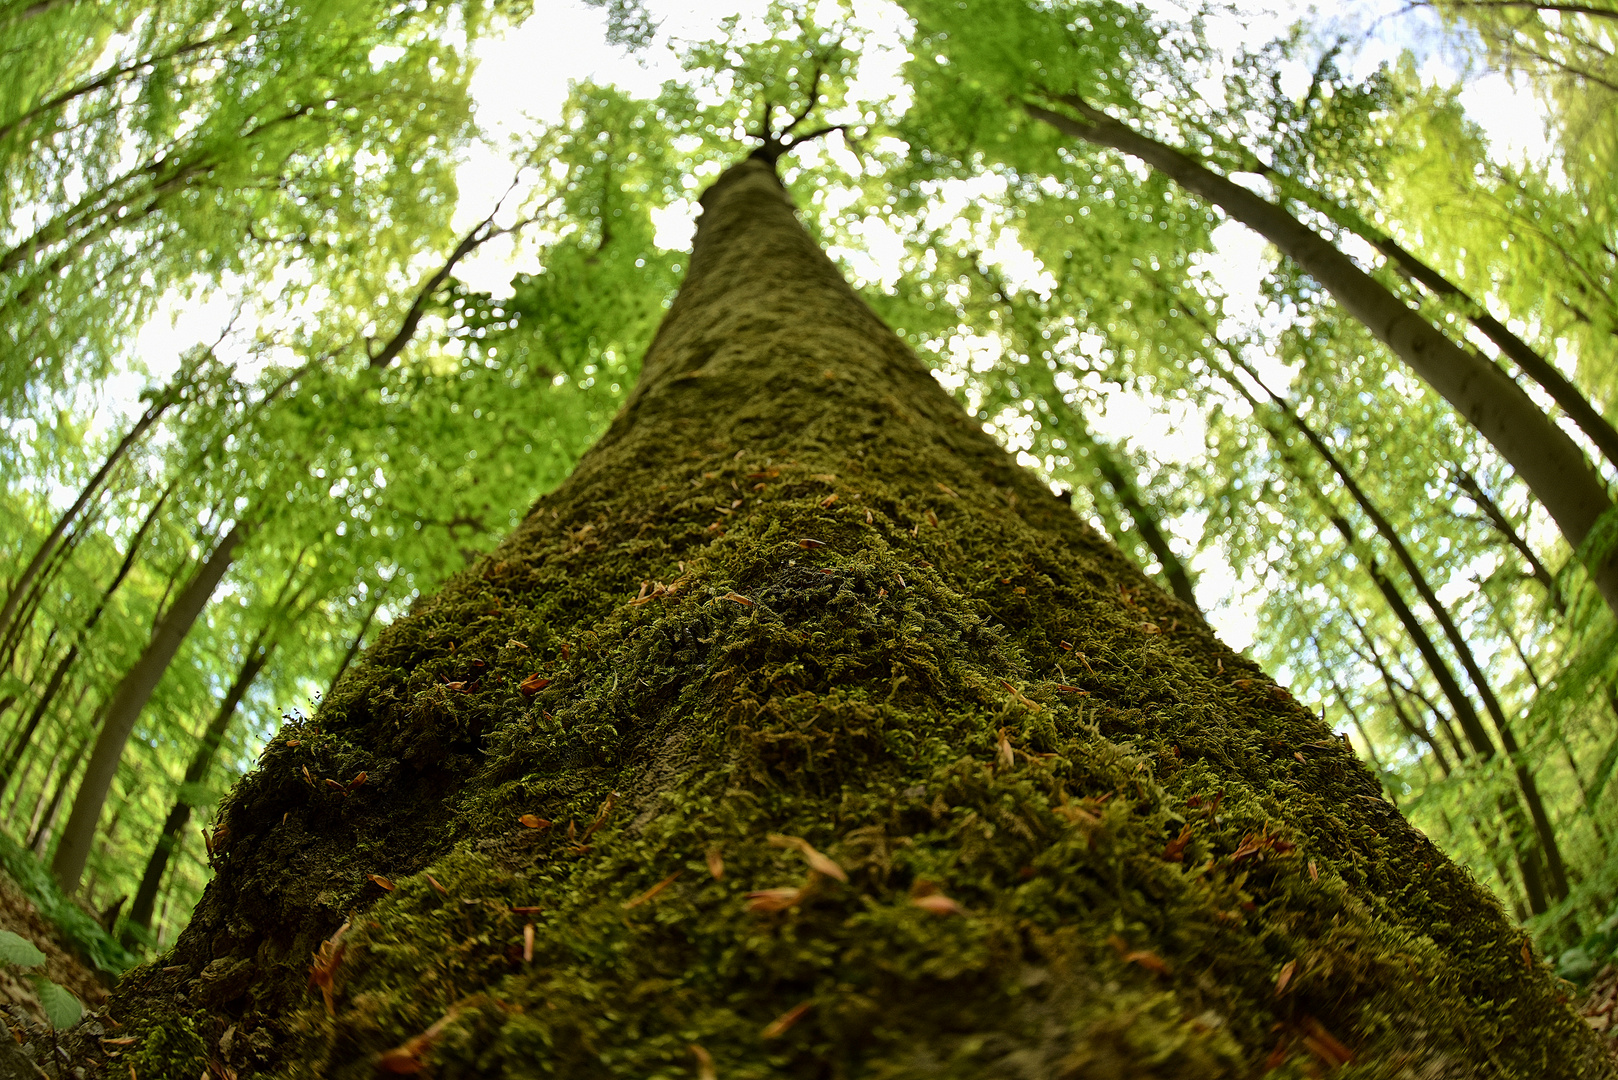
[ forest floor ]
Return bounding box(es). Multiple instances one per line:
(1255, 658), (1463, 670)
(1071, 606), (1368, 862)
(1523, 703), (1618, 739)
(1584, 963), (1618, 1055)
(0, 866), (109, 1030)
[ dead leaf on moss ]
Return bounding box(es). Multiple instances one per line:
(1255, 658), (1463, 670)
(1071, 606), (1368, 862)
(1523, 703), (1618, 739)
(688, 1043), (717, 1080)
(522, 923), (535, 962)
(518, 674), (550, 696)
(367, 874), (395, 891)
(1163, 823), (1192, 863)
(761, 1001), (813, 1039)
(308, 921), (350, 1015)
(767, 834), (846, 882)
(745, 887), (801, 913)
(706, 848), (724, 880)
(911, 893), (965, 916)
(518, 814), (550, 830)
(375, 1004), (463, 1075)
(1275, 959), (1297, 997)
(623, 870), (682, 909)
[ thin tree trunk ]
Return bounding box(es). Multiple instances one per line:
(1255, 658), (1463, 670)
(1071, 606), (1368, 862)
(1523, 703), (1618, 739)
(50, 522), (245, 890)
(1256, 163), (1618, 470)
(0, 393), (174, 645)
(1028, 97), (1618, 617)
(29, 727), (88, 855)
(1204, 334), (1571, 900)
(320, 590), (386, 708)
(1454, 470), (1566, 613)
(125, 636), (274, 938)
(1092, 448), (1199, 611)
(0, 486), (169, 795)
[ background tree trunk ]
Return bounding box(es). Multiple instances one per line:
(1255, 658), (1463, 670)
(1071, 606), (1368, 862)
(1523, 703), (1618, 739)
(1027, 98), (1618, 618)
(50, 522), (244, 890)
(110, 157), (1614, 1078)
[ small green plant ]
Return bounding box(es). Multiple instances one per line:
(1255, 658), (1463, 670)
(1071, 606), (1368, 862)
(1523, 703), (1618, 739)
(0, 928), (83, 1029)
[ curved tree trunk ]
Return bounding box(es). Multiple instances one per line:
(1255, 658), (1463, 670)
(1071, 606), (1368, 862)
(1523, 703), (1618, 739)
(108, 156), (1612, 1078)
(50, 522), (244, 890)
(0, 392), (173, 647)
(124, 636), (274, 941)
(1219, 352), (1571, 901)
(0, 488), (166, 797)
(1028, 98), (1618, 618)
(1255, 162), (1618, 471)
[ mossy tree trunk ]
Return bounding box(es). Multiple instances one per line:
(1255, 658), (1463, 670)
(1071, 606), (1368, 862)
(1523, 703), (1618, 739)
(110, 157), (1615, 1079)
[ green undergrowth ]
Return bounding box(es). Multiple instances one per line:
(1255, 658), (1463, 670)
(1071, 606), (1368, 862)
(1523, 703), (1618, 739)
(0, 830), (136, 978)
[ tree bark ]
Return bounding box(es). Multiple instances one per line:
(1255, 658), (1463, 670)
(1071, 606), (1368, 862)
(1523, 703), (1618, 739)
(1027, 98), (1618, 618)
(124, 636), (272, 940)
(50, 522), (244, 890)
(110, 157), (1613, 1077)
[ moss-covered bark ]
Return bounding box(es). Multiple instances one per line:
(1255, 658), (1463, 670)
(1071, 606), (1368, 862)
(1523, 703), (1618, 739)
(107, 158), (1616, 1078)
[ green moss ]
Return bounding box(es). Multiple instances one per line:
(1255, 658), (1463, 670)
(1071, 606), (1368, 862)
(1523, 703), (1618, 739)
(109, 159), (1616, 1078)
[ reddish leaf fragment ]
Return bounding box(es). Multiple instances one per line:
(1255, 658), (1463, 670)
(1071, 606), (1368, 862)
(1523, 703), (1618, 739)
(1299, 1016), (1354, 1067)
(368, 874), (395, 892)
(285, 739), (300, 747)
(444, 681), (468, 692)
(746, 887), (801, 913)
(797, 538), (826, 549)
(689, 1044), (717, 1080)
(911, 893), (965, 916)
(519, 673), (551, 696)
(375, 1004), (463, 1075)
(1275, 958), (1297, 997)
(509, 905), (544, 914)
(761, 1001), (813, 1039)
(1126, 950), (1170, 974)
(522, 922), (535, 962)
(325, 778), (346, 793)
(1059, 640), (1073, 651)
(1163, 823), (1192, 863)
(425, 874), (448, 896)
(1308, 859), (1319, 882)
(1055, 684), (1087, 694)
(936, 482), (958, 496)
(721, 591), (754, 607)
(996, 728), (1015, 770)
(706, 848), (724, 880)
(624, 870), (682, 909)
(518, 814), (550, 830)
(820, 493), (838, 508)
(768, 833), (847, 882)
(348, 772), (367, 791)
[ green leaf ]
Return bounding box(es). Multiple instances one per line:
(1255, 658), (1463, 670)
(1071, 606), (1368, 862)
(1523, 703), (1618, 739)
(32, 978), (82, 1029)
(0, 929), (45, 967)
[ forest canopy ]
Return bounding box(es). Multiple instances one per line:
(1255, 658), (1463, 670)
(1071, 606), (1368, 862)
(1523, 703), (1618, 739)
(2, 0), (1617, 1004)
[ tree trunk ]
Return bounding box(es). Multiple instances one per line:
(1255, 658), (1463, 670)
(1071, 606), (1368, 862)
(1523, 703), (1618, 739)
(1256, 161), (1618, 471)
(1222, 352), (1571, 901)
(125, 637), (274, 940)
(0, 484), (169, 795)
(110, 156), (1612, 1077)
(0, 392), (172, 646)
(1028, 98), (1618, 618)
(1092, 448), (1200, 611)
(49, 522), (244, 890)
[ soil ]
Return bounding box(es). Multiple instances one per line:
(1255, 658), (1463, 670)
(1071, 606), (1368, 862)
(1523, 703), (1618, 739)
(0, 866), (109, 1032)
(1584, 964), (1618, 1058)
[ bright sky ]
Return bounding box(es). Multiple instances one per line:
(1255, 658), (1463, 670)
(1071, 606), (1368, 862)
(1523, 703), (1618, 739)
(127, 0), (1551, 658)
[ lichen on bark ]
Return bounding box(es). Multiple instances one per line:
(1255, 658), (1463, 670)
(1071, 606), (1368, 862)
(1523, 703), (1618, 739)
(107, 157), (1617, 1078)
